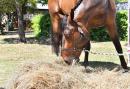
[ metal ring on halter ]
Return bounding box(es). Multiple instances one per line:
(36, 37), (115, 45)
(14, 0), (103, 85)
(61, 47), (83, 52)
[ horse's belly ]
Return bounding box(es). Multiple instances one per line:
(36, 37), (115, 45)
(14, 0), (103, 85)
(88, 15), (105, 28)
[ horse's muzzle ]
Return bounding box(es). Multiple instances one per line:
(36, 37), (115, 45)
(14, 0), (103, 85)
(64, 57), (80, 65)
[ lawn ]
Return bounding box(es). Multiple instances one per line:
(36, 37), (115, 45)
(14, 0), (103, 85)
(0, 32), (128, 87)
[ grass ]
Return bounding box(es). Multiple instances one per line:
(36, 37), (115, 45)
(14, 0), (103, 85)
(0, 32), (128, 87)
(84, 41), (128, 64)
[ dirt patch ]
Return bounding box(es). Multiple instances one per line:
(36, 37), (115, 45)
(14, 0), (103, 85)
(5, 60), (130, 89)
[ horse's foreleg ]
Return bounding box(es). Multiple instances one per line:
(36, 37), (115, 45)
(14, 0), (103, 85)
(106, 20), (128, 69)
(50, 13), (62, 56)
(84, 40), (91, 68)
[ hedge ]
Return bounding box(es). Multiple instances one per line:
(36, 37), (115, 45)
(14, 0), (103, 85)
(31, 10), (128, 41)
(116, 10), (128, 41)
(116, 0), (128, 2)
(31, 13), (51, 39)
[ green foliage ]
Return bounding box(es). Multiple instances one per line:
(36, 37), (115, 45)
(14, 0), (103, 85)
(40, 13), (51, 38)
(90, 10), (128, 41)
(0, 0), (15, 13)
(90, 27), (109, 42)
(31, 13), (51, 39)
(31, 14), (43, 38)
(37, 0), (48, 4)
(31, 11), (127, 41)
(116, 0), (128, 2)
(0, 0), (36, 13)
(116, 10), (128, 40)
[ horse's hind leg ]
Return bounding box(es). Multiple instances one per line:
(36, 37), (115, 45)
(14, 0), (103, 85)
(106, 16), (128, 69)
(50, 13), (62, 56)
(84, 40), (91, 67)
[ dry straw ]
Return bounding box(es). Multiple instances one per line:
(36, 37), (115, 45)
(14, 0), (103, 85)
(5, 60), (130, 89)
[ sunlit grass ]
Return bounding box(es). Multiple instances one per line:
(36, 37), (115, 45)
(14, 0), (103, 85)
(80, 41), (128, 64)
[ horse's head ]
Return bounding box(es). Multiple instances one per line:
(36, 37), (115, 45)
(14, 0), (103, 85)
(61, 22), (88, 64)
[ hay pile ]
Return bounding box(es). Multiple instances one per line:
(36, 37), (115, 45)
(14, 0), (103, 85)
(5, 60), (130, 89)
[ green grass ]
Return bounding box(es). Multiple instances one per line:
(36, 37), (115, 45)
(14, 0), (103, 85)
(0, 33), (128, 87)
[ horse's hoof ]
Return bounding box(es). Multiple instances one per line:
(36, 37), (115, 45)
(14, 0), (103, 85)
(122, 69), (129, 73)
(85, 66), (94, 73)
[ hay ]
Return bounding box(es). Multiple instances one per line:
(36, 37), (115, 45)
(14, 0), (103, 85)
(5, 60), (130, 89)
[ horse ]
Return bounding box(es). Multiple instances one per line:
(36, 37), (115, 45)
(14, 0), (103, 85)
(48, 0), (128, 70)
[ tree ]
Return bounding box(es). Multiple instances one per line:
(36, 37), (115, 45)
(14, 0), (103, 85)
(37, 0), (48, 4)
(0, 0), (36, 42)
(0, 0), (15, 34)
(0, 0), (15, 13)
(15, 0), (36, 43)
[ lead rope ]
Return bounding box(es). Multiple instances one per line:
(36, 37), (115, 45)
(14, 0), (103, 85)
(84, 49), (130, 56)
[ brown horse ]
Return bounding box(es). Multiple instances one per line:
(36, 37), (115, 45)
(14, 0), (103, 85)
(48, 0), (128, 69)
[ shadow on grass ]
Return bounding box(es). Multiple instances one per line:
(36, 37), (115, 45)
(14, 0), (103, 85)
(0, 87), (4, 89)
(1, 31), (32, 35)
(2, 37), (51, 45)
(1, 31), (51, 45)
(80, 61), (120, 70)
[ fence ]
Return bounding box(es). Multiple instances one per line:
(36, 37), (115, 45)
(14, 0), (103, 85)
(116, 2), (128, 11)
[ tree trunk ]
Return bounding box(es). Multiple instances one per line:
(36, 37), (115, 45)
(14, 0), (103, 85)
(15, 0), (26, 43)
(22, 0), (27, 31)
(0, 14), (4, 35)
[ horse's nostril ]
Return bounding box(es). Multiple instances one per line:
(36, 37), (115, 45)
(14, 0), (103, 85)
(64, 57), (80, 65)
(64, 60), (71, 65)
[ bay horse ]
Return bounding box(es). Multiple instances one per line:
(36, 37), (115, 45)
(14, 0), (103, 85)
(48, 0), (128, 70)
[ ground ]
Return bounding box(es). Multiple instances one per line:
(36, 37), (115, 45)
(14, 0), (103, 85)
(0, 31), (129, 88)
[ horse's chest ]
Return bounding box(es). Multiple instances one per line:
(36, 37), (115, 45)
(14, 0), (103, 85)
(59, 0), (76, 15)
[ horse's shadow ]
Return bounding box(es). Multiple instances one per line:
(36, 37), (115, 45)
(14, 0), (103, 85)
(0, 87), (4, 89)
(79, 61), (121, 71)
(0, 31), (51, 45)
(2, 37), (51, 45)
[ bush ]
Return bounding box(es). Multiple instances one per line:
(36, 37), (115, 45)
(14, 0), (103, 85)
(90, 27), (109, 41)
(31, 13), (51, 39)
(116, 0), (128, 2)
(116, 10), (128, 40)
(90, 10), (128, 41)
(31, 11), (127, 41)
